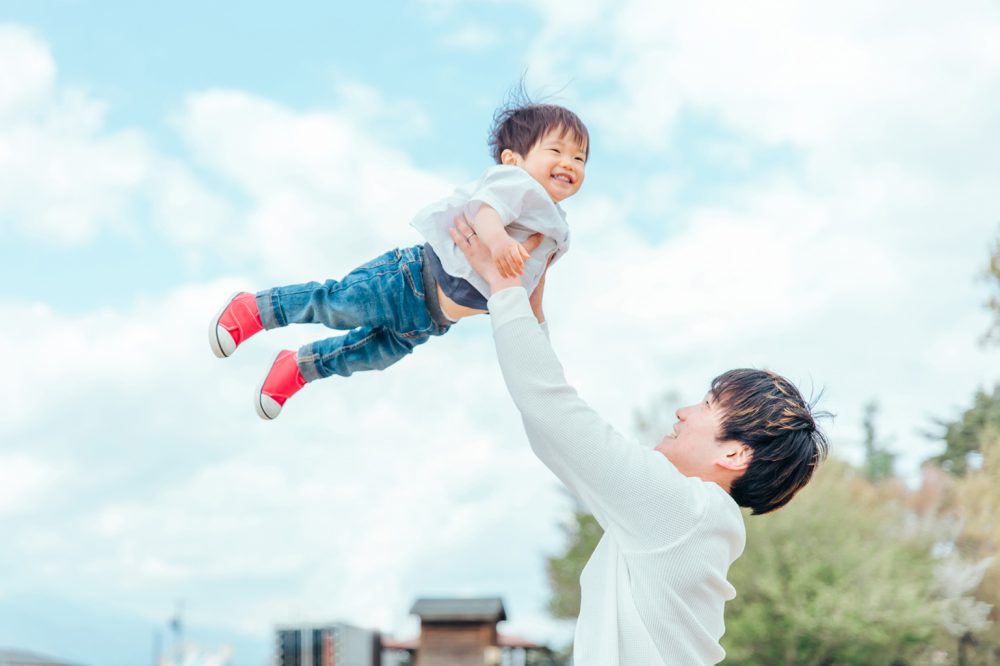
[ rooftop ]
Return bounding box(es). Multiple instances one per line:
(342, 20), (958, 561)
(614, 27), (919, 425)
(409, 597), (507, 622)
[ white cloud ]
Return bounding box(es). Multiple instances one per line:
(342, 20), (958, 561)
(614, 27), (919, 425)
(0, 25), (149, 244)
(173, 89), (452, 281)
(0, 281), (567, 641)
(441, 24), (500, 49)
(0, 24), (235, 251)
(341, 83), (432, 139)
(0, 24), (54, 120)
(0, 453), (62, 514)
(527, 1), (1000, 158)
(150, 161), (238, 267)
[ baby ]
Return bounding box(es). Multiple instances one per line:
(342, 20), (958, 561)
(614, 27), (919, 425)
(209, 101), (589, 419)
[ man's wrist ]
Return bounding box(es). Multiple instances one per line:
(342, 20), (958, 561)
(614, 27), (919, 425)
(487, 276), (522, 294)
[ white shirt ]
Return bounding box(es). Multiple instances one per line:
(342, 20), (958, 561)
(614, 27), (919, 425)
(411, 165), (570, 299)
(488, 288), (747, 666)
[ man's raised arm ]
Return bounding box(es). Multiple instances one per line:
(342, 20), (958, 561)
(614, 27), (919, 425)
(448, 218), (707, 549)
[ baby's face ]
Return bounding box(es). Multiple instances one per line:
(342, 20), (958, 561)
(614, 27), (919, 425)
(504, 128), (587, 203)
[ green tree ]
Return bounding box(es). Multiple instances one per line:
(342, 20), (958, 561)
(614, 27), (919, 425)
(931, 384), (1000, 475)
(723, 459), (948, 665)
(949, 426), (1000, 662)
(546, 505), (602, 619)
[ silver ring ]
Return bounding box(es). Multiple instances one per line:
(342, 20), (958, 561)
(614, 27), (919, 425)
(465, 232), (475, 241)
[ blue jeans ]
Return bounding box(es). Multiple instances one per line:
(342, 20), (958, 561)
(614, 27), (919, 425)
(256, 245), (451, 382)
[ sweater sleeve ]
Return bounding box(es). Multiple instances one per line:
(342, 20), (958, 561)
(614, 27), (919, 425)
(488, 288), (708, 550)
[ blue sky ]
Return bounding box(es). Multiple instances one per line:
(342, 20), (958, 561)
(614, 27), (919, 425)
(3, 2), (1000, 665)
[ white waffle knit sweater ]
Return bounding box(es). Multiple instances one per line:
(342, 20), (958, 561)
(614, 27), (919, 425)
(488, 288), (747, 666)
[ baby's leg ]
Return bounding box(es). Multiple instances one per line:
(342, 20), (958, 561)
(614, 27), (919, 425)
(257, 248), (418, 332)
(297, 326), (430, 380)
(255, 324), (433, 419)
(252, 246), (450, 418)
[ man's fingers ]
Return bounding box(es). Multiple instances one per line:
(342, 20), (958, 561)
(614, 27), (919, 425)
(448, 227), (469, 256)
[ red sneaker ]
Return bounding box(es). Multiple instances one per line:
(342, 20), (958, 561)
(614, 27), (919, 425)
(256, 350), (307, 420)
(210, 292), (264, 358)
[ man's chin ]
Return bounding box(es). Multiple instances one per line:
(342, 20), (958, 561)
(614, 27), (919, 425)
(654, 439), (675, 457)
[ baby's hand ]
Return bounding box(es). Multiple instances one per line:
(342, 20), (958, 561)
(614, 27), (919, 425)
(489, 235), (531, 279)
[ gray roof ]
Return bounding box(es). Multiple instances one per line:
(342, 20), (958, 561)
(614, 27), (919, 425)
(0, 649), (77, 666)
(409, 597), (507, 622)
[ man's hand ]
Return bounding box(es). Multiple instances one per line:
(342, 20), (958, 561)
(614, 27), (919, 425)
(449, 216), (542, 295)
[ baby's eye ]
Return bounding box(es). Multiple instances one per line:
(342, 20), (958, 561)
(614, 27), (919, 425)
(575, 156), (585, 162)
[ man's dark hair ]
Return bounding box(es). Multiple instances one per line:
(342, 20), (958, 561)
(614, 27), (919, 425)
(488, 101), (590, 164)
(711, 368), (830, 515)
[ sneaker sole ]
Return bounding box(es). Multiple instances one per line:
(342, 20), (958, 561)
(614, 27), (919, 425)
(254, 352), (283, 420)
(209, 291), (241, 359)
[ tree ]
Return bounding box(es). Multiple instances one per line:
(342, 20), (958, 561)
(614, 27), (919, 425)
(546, 506), (602, 619)
(862, 399), (895, 482)
(948, 426), (1000, 662)
(982, 232), (1000, 345)
(931, 384), (1000, 475)
(723, 459), (950, 665)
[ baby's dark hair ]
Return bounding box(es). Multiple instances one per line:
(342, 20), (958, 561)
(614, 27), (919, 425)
(488, 92), (590, 164)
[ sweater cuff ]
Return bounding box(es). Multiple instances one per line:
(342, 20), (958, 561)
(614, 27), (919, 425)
(488, 287), (534, 331)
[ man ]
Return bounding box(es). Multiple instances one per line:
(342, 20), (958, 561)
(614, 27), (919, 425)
(448, 219), (829, 665)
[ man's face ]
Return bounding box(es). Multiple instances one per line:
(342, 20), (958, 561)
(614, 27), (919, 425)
(504, 128), (587, 203)
(655, 393), (734, 480)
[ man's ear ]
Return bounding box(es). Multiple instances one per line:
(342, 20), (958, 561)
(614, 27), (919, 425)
(500, 149), (520, 166)
(717, 442), (752, 473)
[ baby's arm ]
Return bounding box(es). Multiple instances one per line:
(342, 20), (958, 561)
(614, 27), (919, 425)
(469, 205), (531, 279)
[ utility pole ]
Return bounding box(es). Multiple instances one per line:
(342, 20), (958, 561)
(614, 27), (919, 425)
(152, 628), (162, 666)
(170, 600), (185, 663)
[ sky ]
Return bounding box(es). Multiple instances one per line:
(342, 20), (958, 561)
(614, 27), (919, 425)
(2, 1), (1000, 664)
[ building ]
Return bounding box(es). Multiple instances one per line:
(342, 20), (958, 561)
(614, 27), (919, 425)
(392, 598), (556, 666)
(276, 623), (382, 666)
(275, 597), (556, 666)
(408, 597), (505, 666)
